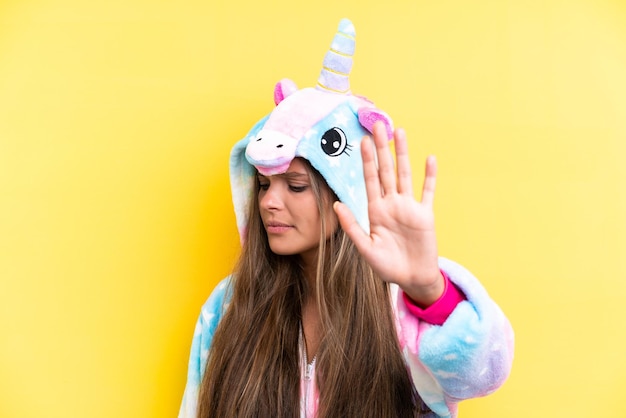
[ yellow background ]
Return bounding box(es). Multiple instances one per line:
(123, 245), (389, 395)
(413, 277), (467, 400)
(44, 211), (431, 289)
(1, 0), (625, 416)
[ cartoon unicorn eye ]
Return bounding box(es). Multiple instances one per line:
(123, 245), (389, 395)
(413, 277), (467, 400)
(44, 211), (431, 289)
(321, 127), (352, 157)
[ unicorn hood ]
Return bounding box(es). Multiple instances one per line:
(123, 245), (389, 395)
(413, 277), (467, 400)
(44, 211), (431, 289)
(230, 18), (394, 241)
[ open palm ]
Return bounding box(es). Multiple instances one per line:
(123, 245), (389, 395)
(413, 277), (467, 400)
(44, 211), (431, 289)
(334, 122), (444, 306)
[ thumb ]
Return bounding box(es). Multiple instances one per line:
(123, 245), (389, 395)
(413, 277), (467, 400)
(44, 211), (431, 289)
(333, 201), (369, 250)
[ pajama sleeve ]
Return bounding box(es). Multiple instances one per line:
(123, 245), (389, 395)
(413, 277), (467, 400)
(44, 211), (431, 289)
(402, 270), (466, 326)
(178, 277), (233, 418)
(393, 257), (514, 418)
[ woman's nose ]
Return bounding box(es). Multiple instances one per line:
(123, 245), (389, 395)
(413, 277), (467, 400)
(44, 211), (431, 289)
(259, 184), (283, 210)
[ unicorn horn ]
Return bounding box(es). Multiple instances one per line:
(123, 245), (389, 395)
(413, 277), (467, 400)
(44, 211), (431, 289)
(316, 18), (356, 94)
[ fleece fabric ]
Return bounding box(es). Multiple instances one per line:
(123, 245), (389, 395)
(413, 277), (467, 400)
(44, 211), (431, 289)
(178, 257), (515, 418)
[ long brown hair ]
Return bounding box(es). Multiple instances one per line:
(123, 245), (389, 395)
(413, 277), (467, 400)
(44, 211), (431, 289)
(198, 160), (427, 417)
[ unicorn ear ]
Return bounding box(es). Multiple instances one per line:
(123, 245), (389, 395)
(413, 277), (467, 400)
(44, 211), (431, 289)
(274, 79), (299, 105)
(358, 107), (394, 140)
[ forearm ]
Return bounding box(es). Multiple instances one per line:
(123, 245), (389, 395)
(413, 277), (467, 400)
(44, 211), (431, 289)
(393, 258), (514, 414)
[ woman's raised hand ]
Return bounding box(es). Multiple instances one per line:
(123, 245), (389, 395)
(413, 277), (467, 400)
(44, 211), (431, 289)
(333, 122), (444, 307)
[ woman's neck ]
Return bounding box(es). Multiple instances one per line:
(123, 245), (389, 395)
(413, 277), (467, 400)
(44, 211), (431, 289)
(301, 296), (321, 362)
(299, 252), (318, 298)
(299, 253), (321, 361)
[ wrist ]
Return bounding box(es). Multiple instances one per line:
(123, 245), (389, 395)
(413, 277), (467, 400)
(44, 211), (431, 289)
(401, 270), (466, 325)
(402, 270), (445, 308)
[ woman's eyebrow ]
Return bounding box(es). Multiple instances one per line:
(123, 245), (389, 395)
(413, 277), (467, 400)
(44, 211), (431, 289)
(282, 172), (309, 180)
(257, 172), (309, 181)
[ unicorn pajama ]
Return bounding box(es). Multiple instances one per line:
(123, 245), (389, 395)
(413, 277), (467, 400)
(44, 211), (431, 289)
(179, 19), (514, 418)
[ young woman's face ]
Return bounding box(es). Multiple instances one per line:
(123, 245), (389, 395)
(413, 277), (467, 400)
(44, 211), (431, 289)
(257, 158), (338, 266)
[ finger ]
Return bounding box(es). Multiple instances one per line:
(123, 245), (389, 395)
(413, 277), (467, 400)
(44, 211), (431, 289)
(333, 201), (371, 252)
(421, 155), (437, 207)
(394, 127), (413, 196)
(361, 135), (382, 202)
(372, 121), (397, 195)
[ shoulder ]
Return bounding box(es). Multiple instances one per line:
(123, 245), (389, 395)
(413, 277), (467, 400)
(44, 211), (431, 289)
(199, 276), (234, 330)
(192, 276), (234, 375)
(179, 276), (236, 416)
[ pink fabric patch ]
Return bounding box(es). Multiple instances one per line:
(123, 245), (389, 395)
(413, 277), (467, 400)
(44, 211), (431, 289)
(357, 107), (393, 139)
(273, 79), (298, 105)
(402, 271), (466, 326)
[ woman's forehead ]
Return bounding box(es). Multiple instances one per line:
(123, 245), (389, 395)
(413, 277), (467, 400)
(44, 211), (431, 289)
(286, 158), (308, 172)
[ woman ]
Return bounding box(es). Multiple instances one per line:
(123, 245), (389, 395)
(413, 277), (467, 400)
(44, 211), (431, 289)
(179, 19), (513, 418)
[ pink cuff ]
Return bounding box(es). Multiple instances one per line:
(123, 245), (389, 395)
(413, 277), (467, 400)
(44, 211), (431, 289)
(401, 270), (466, 326)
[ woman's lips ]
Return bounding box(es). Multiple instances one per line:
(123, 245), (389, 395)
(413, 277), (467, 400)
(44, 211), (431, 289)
(265, 222), (293, 234)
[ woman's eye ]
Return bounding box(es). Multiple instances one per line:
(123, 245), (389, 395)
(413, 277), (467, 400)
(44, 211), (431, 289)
(289, 185), (308, 193)
(258, 183), (269, 191)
